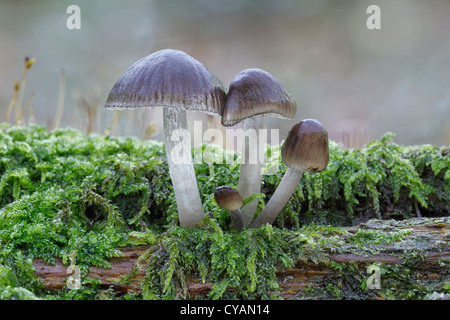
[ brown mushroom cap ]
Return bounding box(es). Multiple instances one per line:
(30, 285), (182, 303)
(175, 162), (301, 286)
(105, 49), (226, 115)
(281, 119), (329, 173)
(221, 68), (297, 126)
(214, 186), (243, 211)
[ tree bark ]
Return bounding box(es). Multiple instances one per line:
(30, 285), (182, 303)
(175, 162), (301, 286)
(33, 220), (450, 299)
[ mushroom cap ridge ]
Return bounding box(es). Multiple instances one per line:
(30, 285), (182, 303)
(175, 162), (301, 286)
(105, 49), (226, 115)
(221, 68), (297, 126)
(281, 119), (329, 172)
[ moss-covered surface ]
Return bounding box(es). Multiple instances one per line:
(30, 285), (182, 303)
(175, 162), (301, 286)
(0, 124), (448, 300)
(302, 217), (450, 300)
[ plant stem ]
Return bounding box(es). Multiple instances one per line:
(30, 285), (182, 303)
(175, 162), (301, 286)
(163, 107), (204, 228)
(52, 71), (66, 130)
(249, 168), (303, 227)
(238, 116), (263, 226)
(102, 110), (121, 137)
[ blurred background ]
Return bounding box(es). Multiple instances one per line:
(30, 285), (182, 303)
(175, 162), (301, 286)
(0, 0), (449, 148)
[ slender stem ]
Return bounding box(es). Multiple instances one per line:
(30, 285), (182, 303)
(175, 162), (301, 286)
(238, 116), (263, 226)
(163, 107), (204, 228)
(229, 209), (244, 230)
(249, 168), (303, 228)
(102, 110), (121, 137)
(51, 71), (66, 130)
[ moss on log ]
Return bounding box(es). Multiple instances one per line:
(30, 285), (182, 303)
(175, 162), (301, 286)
(0, 125), (447, 299)
(33, 218), (450, 299)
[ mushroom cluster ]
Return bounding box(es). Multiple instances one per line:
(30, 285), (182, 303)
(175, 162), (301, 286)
(105, 49), (329, 230)
(222, 68), (297, 227)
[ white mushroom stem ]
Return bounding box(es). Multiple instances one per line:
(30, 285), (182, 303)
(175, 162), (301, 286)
(238, 116), (263, 226)
(229, 209), (244, 230)
(249, 167), (303, 228)
(163, 107), (204, 228)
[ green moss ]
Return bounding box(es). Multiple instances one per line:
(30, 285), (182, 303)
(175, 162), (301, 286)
(275, 133), (449, 227)
(348, 228), (413, 246)
(140, 217), (346, 300)
(0, 124), (448, 300)
(302, 250), (449, 300)
(0, 286), (40, 300)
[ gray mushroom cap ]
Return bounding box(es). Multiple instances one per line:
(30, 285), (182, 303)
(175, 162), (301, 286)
(221, 68), (297, 126)
(281, 119), (329, 173)
(105, 49), (226, 115)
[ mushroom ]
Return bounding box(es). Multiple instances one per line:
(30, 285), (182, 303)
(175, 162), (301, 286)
(249, 119), (329, 228)
(221, 68), (297, 226)
(105, 49), (227, 228)
(214, 186), (244, 230)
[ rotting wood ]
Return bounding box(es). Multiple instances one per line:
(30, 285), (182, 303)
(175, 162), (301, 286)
(33, 221), (450, 298)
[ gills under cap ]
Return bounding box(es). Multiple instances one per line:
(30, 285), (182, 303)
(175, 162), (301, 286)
(105, 49), (226, 115)
(281, 119), (329, 173)
(221, 68), (297, 126)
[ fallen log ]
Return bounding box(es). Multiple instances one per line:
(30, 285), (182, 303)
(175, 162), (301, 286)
(33, 219), (450, 299)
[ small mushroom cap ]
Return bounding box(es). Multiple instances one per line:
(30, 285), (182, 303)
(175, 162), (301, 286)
(214, 186), (243, 211)
(221, 68), (297, 126)
(105, 49), (226, 115)
(281, 119), (329, 173)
